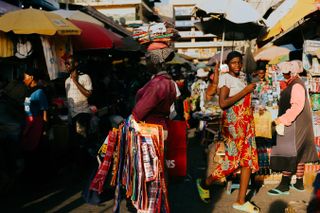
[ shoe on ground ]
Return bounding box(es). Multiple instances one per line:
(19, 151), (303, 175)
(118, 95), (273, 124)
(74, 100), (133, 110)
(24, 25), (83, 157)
(232, 201), (260, 213)
(196, 178), (210, 203)
(267, 188), (289, 196)
(290, 183), (305, 192)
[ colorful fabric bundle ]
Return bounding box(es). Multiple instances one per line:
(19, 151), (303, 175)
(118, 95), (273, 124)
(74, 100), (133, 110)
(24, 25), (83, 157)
(125, 119), (169, 213)
(90, 128), (119, 194)
(90, 117), (170, 213)
(133, 22), (180, 45)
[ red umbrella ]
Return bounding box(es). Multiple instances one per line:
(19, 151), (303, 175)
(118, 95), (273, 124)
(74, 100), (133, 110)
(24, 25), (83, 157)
(70, 19), (123, 51)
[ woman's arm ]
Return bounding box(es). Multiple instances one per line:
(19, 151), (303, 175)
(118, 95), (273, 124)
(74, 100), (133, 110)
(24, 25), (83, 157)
(275, 84), (305, 126)
(206, 63), (220, 100)
(219, 83), (256, 109)
(71, 72), (92, 98)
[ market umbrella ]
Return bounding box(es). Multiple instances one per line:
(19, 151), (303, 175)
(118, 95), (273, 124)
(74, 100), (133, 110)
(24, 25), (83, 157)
(193, 0), (264, 40)
(194, 17), (264, 41)
(167, 53), (196, 70)
(195, 0), (262, 24)
(193, 0), (265, 63)
(51, 9), (104, 26)
(167, 54), (190, 64)
(70, 20), (122, 51)
(207, 49), (233, 65)
(253, 44), (296, 62)
(261, 0), (319, 41)
(0, 8), (81, 35)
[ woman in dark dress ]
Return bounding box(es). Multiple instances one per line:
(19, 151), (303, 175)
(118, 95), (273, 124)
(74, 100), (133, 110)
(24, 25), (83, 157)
(268, 60), (319, 195)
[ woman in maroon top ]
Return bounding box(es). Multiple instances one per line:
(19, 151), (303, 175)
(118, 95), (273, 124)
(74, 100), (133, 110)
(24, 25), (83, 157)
(132, 47), (177, 133)
(129, 46), (177, 213)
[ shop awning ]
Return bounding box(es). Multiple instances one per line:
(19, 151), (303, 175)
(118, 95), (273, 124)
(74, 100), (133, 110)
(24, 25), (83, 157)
(51, 9), (104, 26)
(261, 0), (319, 41)
(70, 19), (123, 51)
(70, 20), (142, 52)
(80, 6), (132, 37)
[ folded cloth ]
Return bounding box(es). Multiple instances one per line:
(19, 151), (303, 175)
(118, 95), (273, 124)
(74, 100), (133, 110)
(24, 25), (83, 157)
(147, 42), (168, 51)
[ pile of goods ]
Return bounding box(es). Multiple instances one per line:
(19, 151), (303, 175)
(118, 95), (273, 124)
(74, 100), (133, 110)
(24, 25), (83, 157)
(133, 22), (180, 46)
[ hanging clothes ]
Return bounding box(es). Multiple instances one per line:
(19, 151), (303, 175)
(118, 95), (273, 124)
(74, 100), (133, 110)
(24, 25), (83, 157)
(0, 32), (14, 57)
(90, 117), (170, 213)
(40, 36), (59, 80)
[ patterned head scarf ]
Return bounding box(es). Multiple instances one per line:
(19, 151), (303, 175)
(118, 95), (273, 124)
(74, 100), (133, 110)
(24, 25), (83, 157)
(278, 60), (303, 76)
(145, 47), (175, 65)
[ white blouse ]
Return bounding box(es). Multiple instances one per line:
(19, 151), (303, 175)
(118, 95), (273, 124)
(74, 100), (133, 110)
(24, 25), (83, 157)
(218, 73), (246, 97)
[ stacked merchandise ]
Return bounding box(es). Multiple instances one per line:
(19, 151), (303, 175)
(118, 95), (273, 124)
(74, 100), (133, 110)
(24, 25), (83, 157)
(89, 117), (169, 213)
(252, 67), (280, 175)
(304, 40), (320, 172)
(133, 22), (180, 45)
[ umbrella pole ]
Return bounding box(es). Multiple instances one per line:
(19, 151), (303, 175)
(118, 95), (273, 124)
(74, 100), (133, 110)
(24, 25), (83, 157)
(220, 30), (225, 63)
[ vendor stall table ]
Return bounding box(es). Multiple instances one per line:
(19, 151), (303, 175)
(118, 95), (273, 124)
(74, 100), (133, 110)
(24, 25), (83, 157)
(192, 111), (222, 146)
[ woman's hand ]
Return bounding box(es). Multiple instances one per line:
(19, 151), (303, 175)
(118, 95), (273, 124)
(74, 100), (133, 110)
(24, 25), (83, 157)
(70, 70), (78, 83)
(274, 118), (281, 125)
(244, 83), (256, 94)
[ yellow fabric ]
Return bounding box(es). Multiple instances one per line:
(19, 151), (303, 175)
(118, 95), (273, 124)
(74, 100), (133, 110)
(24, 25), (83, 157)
(0, 8), (81, 35)
(263, 0), (318, 41)
(0, 32), (14, 57)
(254, 110), (273, 139)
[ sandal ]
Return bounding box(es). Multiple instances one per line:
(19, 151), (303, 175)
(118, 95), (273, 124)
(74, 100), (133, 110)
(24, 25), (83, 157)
(267, 188), (289, 196)
(232, 201), (260, 213)
(290, 184), (305, 192)
(196, 178), (210, 203)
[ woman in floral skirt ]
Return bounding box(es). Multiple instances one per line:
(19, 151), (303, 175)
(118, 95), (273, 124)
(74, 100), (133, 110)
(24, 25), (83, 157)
(196, 51), (260, 213)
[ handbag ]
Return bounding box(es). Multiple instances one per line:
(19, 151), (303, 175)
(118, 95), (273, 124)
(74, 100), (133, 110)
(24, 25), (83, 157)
(207, 140), (226, 182)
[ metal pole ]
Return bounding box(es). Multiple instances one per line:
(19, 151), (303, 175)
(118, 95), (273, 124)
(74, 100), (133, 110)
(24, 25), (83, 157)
(220, 26), (225, 64)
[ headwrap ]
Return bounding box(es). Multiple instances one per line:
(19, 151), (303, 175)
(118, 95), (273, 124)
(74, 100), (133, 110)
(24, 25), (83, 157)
(278, 60), (303, 75)
(145, 47), (174, 65)
(196, 68), (209, 77)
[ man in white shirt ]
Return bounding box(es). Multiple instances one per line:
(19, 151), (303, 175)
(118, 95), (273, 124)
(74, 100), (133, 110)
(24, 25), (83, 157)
(64, 55), (93, 162)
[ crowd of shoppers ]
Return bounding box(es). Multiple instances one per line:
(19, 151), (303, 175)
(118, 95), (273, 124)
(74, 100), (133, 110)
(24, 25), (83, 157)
(0, 46), (319, 213)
